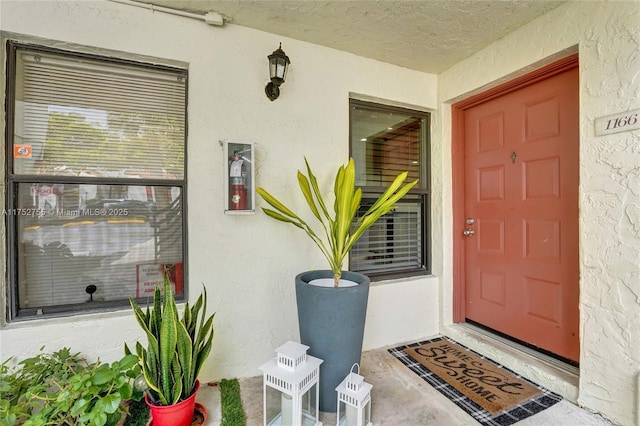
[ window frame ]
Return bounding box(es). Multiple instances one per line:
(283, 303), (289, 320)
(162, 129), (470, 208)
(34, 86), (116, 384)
(348, 98), (431, 280)
(5, 41), (189, 321)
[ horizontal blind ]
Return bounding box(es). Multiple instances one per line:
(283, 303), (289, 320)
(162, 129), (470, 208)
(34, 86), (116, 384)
(16, 183), (183, 310)
(350, 200), (422, 274)
(350, 100), (429, 277)
(8, 45), (187, 317)
(14, 49), (186, 179)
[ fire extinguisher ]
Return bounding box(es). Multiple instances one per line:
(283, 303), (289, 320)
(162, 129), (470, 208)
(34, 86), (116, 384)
(229, 151), (247, 210)
(230, 177), (247, 210)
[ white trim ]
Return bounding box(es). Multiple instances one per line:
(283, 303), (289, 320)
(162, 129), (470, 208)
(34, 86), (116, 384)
(349, 92), (433, 113)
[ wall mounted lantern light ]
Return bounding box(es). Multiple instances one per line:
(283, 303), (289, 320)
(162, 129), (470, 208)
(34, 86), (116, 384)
(265, 43), (290, 101)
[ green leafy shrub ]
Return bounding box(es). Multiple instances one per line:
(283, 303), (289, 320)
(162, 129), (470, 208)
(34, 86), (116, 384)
(121, 398), (149, 426)
(0, 347), (142, 426)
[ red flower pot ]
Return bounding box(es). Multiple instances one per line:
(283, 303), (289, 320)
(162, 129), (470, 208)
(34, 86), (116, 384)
(145, 381), (200, 426)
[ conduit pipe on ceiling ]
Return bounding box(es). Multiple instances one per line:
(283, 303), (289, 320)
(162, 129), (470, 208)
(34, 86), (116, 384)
(108, 0), (229, 26)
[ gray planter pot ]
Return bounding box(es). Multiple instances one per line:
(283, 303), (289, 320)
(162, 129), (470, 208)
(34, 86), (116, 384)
(295, 270), (370, 413)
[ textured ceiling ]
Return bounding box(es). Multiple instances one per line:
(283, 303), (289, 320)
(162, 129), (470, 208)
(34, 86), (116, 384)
(132, 0), (565, 74)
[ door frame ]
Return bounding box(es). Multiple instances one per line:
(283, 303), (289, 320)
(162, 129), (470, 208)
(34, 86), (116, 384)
(451, 53), (579, 323)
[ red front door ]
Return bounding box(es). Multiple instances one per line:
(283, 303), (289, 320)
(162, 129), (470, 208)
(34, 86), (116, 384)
(461, 61), (580, 362)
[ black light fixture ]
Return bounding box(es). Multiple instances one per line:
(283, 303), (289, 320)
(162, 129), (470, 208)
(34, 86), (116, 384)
(265, 43), (290, 101)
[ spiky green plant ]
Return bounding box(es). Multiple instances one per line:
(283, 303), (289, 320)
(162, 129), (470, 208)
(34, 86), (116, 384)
(257, 157), (418, 287)
(126, 271), (215, 406)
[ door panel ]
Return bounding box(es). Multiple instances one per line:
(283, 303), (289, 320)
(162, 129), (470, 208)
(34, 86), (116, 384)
(464, 66), (579, 362)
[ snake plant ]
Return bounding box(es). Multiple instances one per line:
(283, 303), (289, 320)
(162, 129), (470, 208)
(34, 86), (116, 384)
(257, 157), (418, 287)
(126, 271), (215, 406)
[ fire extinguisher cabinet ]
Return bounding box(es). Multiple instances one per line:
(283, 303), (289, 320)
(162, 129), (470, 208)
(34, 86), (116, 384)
(223, 140), (255, 214)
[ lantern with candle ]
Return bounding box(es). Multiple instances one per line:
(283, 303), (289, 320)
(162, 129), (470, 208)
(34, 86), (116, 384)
(260, 341), (323, 426)
(335, 364), (372, 426)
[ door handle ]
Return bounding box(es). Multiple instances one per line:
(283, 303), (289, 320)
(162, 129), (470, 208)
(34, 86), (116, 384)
(463, 229), (475, 236)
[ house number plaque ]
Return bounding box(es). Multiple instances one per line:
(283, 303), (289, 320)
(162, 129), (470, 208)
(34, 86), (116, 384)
(595, 108), (640, 136)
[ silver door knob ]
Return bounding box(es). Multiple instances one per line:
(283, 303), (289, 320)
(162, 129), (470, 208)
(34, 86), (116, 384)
(466, 218), (475, 225)
(463, 229), (475, 236)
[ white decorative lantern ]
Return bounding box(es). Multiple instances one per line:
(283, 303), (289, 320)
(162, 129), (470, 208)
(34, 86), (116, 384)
(260, 341), (323, 426)
(335, 364), (372, 426)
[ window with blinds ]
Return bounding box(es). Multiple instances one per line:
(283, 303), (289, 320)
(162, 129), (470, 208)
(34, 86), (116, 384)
(349, 100), (430, 278)
(6, 43), (187, 319)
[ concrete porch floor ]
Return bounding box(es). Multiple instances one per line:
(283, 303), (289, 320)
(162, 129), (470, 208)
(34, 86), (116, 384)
(199, 345), (614, 425)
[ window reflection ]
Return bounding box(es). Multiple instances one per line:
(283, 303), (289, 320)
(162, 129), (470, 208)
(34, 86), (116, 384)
(17, 183), (183, 310)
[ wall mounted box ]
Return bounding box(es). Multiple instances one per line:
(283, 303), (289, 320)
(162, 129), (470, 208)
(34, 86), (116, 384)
(223, 140), (255, 214)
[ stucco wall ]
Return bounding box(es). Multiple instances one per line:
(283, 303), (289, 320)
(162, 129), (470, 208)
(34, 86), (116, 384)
(0, 0), (438, 380)
(436, 1), (640, 425)
(4, 0), (638, 424)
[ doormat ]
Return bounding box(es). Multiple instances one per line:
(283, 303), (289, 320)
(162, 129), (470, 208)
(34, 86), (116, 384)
(388, 337), (562, 426)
